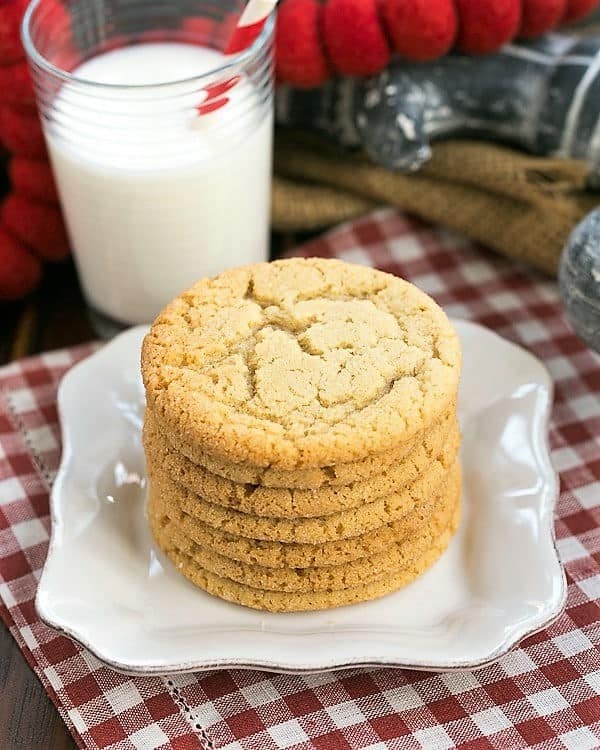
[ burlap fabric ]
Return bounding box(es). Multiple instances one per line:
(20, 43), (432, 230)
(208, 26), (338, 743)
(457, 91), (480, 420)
(272, 132), (600, 275)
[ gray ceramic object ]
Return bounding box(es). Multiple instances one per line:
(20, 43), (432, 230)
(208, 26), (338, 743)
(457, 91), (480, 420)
(559, 209), (600, 353)
(276, 34), (600, 182)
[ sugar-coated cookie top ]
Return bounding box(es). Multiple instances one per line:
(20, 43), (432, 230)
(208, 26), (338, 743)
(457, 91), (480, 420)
(141, 258), (461, 468)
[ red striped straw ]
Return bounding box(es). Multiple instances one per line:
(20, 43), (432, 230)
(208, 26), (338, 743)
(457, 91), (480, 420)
(197, 0), (278, 115)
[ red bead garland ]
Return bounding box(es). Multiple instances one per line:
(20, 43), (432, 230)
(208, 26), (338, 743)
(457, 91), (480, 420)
(275, 0), (600, 86)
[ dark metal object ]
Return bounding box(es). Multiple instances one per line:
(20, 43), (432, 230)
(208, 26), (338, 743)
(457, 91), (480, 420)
(559, 209), (600, 353)
(277, 34), (600, 182)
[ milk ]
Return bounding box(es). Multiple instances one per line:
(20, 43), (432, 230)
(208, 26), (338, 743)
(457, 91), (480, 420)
(46, 44), (273, 325)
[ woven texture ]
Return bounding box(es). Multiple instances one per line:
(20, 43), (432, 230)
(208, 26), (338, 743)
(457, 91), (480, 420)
(272, 135), (600, 276)
(1, 209), (600, 750)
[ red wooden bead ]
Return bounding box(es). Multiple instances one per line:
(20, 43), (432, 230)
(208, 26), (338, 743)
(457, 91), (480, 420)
(0, 227), (42, 299)
(276, 0), (330, 87)
(381, 0), (458, 61)
(455, 0), (521, 54)
(322, 0), (391, 76)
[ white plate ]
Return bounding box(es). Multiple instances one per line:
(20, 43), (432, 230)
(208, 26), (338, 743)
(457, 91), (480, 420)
(36, 321), (566, 674)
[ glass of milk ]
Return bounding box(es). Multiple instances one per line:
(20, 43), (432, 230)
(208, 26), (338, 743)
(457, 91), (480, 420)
(22, 0), (274, 335)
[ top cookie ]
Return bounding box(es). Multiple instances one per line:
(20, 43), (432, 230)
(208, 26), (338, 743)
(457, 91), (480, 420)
(142, 258), (461, 469)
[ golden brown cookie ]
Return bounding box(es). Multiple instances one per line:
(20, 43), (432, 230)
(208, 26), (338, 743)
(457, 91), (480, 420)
(152, 402), (457, 490)
(148, 462), (460, 569)
(153, 471), (460, 593)
(151, 503), (461, 612)
(142, 258), (461, 470)
(144, 408), (459, 518)
(146, 433), (459, 544)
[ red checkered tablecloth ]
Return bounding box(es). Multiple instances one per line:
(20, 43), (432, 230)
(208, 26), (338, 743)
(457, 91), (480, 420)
(1, 209), (599, 750)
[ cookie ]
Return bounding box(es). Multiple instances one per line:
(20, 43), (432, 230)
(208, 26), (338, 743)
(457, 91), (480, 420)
(148, 462), (460, 569)
(144, 407), (459, 518)
(146, 434), (460, 544)
(152, 469), (460, 593)
(152, 402), (457, 490)
(151, 502), (461, 612)
(142, 258), (461, 470)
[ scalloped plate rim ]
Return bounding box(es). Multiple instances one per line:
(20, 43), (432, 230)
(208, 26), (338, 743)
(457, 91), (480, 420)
(36, 320), (567, 675)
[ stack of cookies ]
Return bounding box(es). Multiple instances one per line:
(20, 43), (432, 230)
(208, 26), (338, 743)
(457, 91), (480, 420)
(142, 258), (462, 612)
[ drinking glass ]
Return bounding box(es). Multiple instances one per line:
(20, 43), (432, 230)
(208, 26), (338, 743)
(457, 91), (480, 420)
(23, 0), (274, 336)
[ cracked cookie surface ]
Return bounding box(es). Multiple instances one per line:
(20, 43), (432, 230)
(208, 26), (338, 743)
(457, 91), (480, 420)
(151, 404), (455, 489)
(142, 258), (461, 469)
